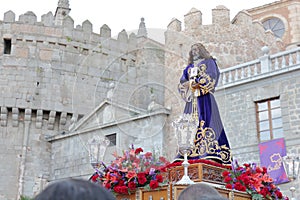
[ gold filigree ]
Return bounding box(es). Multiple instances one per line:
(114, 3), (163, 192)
(188, 120), (232, 164)
(188, 64), (216, 96)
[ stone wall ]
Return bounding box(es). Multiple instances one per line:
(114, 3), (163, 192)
(215, 67), (300, 197)
(0, 9), (165, 199)
(165, 6), (284, 69)
(48, 111), (169, 181)
(1, 10), (140, 115)
(0, 109), (53, 199)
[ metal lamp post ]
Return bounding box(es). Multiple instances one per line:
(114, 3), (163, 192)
(172, 113), (198, 185)
(88, 136), (110, 169)
(283, 154), (300, 200)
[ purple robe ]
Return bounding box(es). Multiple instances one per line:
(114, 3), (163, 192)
(176, 58), (232, 166)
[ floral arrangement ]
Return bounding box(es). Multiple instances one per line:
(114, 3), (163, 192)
(222, 161), (288, 200)
(90, 145), (170, 195)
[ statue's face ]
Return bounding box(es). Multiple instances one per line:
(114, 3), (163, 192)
(191, 45), (200, 61)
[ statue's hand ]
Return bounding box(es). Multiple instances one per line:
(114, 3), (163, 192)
(190, 80), (200, 90)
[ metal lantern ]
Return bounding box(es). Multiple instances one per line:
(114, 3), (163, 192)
(172, 113), (198, 153)
(172, 114), (198, 185)
(88, 136), (110, 169)
(283, 154), (300, 181)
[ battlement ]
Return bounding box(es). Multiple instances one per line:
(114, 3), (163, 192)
(0, 10), (154, 117)
(165, 5), (283, 68)
(168, 5), (231, 32)
(1, 10), (140, 50)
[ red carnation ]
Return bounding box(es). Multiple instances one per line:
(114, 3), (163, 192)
(222, 171), (230, 177)
(225, 184), (232, 189)
(145, 152), (152, 158)
(128, 181), (137, 190)
(234, 182), (244, 191)
(233, 182), (246, 192)
(262, 166), (268, 173)
(137, 172), (146, 177)
(135, 148), (143, 154)
(137, 172), (147, 185)
(243, 163), (250, 167)
(114, 186), (128, 194)
(256, 167), (263, 173)
(239, 175), (250, 185)
(224, 176), (232, 183)
(240, 185), (247, 192)
(275, 190), (283, 199)
(260, 187), (271, 197)
(91, 173), (99, 182)
(104, 182), (111, 189)
(156, 174), (163, 183)
(149, 180), (159, 189)
(117, 180), (125, 186)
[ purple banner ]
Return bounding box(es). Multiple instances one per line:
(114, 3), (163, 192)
(258, 138), (289, 184)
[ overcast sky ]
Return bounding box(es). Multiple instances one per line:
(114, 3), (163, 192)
(0, 0), (276, 38)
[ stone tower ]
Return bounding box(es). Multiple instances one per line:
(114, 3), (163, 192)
(54, 0), (71, 25)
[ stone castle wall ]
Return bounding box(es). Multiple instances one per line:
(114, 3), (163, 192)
(1, 10), (145, 114)
(0, 9), (165, 200)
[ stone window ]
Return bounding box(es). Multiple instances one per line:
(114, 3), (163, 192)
(4, 38), (11, 54)
(106, 133), (116, 146)
(262, 17), (285, 38)
(256, 97), (283, 142)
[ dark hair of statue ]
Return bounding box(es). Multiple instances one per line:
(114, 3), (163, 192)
(188, 43), (212, 65)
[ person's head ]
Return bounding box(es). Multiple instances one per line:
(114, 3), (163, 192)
(177, 183), (227, 200)
(188, 43), (212, 64)
(34, 178), (116, 200)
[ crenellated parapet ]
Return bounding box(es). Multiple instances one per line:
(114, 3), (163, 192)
(165, 5), (284, 68)
(0, 10), (156, 117)
(184, 8), (202, 30)
(212, 5), (230, 27)
(0, 9), (143, 64)
(1, 10), (139, 50)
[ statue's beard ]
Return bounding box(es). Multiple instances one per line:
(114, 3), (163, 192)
(193, 55), (201, 61)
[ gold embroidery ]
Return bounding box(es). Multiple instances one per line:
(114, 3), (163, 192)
(187, 120), (232, 164)
(188, 64), (216, 96)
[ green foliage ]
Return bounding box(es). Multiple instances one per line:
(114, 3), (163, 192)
(150, 87), (154, 94)
(21, 196), (33, 200)
(66, 36), (72, 42)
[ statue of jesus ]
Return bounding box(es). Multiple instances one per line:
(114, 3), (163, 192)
(176, 43), (232, 166)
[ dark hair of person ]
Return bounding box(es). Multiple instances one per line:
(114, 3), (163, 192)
(34, 178), (116, 200)
(177, 183), (228, 200)
(188, 43), (212, 65)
